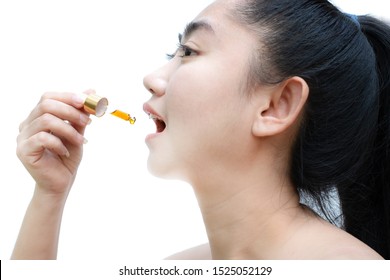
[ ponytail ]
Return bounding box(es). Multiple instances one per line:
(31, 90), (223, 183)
(343, 15), (390, 259)
(236, 0), (390, 259)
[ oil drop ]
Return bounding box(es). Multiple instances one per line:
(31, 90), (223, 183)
(111, 109), (136, 124)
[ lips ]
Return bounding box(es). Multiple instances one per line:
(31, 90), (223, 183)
(143, 103), (166, 134)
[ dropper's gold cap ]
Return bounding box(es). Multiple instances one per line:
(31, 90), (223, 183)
(83, 94), (108, 117)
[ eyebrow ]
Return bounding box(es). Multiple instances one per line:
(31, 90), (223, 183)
(182, 20), (215, 42)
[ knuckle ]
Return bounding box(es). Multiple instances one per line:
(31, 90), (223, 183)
(35, 131), (47, 143)
(37, 98), (53, 113)
(39, 113), (53, 126)
(41, 91), (54, 101)
(16, 132), (23, 144)
(15, 144), (23, 160)
(18, 121), (25, 133)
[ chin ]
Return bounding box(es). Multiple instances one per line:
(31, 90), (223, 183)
(146, 155), (183, 181)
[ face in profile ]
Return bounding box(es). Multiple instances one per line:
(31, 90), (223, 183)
(143, 0), (263, 183)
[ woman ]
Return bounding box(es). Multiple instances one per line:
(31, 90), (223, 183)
(13, 0), (390, 259)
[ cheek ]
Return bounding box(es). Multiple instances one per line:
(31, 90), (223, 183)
(167, 79), (224, 143)
(167, 71), (248, 155)
(167, 64), (240, 121)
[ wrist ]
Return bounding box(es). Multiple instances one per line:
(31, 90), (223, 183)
(11, 184), (69, 260)
(32, 185), (69, 211)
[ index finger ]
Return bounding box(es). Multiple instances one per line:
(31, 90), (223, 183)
(19, 92), (91, 133)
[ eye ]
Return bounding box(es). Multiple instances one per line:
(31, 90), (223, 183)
(166, 44), (197, 60)
(177, 44), (197, 58)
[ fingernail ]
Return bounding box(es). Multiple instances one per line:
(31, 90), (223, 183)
(72, 93), (86, 106)
(78, 134), (88, 144)
(80, 114), (92, 125)
(64, 150), (70, 158)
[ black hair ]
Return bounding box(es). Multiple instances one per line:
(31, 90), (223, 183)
(236, 0), (390, 259)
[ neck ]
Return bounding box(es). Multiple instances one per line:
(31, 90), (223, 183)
(191, 156), (305, 259)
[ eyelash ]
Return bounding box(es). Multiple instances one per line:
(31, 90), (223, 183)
(166, 44), (196, 60)
(166, 33), (197, 60)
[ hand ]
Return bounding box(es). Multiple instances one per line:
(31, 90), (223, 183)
(16, 91), (92, 197)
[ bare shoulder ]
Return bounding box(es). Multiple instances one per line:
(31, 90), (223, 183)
(165, 243), (212, 260)
(320, 232), (384, 260)
(297, 219), (384, 260)
(164, 220), (384, 260)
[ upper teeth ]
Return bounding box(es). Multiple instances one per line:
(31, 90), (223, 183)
(149, 113), (159, 120)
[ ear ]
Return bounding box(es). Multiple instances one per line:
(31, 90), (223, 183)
(252, 76), (309, 137)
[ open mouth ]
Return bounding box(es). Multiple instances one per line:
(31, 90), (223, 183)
(149, 113), (166, 133)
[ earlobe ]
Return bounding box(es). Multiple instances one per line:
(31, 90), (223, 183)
(252, 76), (309, 137)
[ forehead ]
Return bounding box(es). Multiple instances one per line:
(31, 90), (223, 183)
(194, 0), (237, 24)
(189, 0), (259, 92)
(189, 0), (253, 42)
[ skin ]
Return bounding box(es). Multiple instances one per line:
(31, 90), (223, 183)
(13, 91), (91, 259)
(13, 0), (383, 259)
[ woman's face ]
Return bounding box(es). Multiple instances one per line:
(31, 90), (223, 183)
(143, 0), (261, 182)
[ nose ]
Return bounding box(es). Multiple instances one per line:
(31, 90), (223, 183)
(143, 67), (168, 97)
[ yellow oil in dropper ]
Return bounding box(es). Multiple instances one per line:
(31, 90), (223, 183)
(82, 93), (136, 125)
(111, 109), (136, 124)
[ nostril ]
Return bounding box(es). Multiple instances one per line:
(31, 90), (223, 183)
(143, 72), (167, 97)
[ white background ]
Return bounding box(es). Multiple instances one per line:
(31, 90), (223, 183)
(0, 0), (389, 261)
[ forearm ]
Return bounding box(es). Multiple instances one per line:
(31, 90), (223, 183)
(11, 187), (68, 260)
